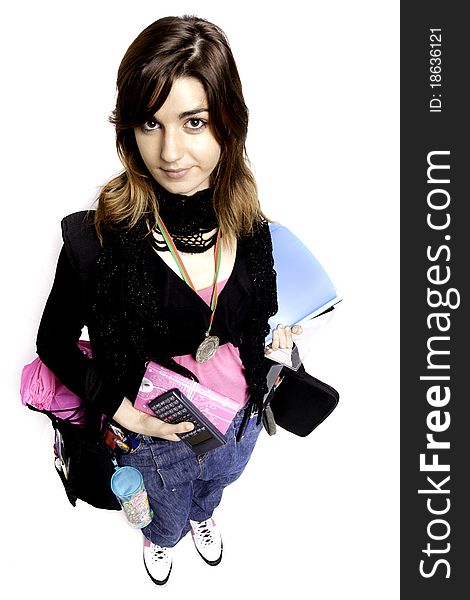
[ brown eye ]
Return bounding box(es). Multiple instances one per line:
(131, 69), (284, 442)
(185, 118), (207, 130)
(142, 119), (159, 132)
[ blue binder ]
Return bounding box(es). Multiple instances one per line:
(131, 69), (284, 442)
(267, 223), (340, 343)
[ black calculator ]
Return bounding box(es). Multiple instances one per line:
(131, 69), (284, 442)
(148, 388), (226, 454)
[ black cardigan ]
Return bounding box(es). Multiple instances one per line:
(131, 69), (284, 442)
(36, 212), (278, 424)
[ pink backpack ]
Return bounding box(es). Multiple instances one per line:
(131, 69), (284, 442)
(20, 341), (92, 425)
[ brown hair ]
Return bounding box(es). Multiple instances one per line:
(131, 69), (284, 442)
(95, 15), (265, 241)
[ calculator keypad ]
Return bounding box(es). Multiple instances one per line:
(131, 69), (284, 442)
(150, 396), (205, 440)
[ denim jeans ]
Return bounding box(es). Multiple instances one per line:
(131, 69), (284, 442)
(118, 409), (262, 547)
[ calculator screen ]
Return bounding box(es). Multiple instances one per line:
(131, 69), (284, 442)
(186, 429), (212, 446)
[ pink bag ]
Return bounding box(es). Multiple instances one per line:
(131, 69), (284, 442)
(20, 341), (92, 425)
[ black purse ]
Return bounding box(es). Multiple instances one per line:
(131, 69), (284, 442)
(27, 404), (121, 510)
(51, 417), (121, 510)
(264, 363), (339, 437)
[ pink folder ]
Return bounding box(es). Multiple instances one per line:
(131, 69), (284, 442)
(134, 361), (240, 434)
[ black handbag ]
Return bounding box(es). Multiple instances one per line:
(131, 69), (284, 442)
(27, 404), (121, 510)
(265, 363), (339, 437)
(51, 417), (121, 510)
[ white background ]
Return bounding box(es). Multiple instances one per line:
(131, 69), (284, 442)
(1, 1), (399, 598)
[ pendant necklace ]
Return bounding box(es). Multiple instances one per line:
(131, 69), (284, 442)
(155, 215), (222, 363)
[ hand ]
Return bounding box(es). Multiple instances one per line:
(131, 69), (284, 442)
(112, 397), (194, 441)
(265, 323), (303, 355)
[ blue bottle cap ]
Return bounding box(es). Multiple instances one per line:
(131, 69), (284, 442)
(111, 466), (143, 499)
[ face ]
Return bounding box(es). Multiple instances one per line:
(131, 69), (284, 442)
(134, 77), (221, 195)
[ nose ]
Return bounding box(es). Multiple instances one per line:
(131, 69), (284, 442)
(160, 128), (184, 164)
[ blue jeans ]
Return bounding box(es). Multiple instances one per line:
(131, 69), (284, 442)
(118, 409), (262, 547)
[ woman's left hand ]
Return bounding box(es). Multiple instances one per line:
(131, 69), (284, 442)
(265, 323), (303, 354)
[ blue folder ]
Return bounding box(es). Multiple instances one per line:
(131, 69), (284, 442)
(267, 223), (340, 343)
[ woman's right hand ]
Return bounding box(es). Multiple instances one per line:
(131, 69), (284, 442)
(112, 397), (194, 441)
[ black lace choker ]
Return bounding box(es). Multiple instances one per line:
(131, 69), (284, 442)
(152, 187), (219, 254)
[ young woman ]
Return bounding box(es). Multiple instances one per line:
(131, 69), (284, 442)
(36, 15), (301, 586)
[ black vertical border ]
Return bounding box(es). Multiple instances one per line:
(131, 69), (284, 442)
(401, 3), (469, 598)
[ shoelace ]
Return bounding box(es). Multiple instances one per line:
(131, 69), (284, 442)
(193, 520), (216, 546)
(150, 545), (170, 563)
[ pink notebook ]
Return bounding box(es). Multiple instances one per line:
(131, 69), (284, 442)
(134, 361), (240, 434)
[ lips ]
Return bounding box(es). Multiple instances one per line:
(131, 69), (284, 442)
(162, 167), (192, 179)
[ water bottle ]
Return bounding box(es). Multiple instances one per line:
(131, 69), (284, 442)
(111, 466), (153, 528)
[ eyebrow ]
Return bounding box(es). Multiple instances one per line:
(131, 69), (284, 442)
(178, 108), (209, 119)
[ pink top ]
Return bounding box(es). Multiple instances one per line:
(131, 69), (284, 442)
(172, 279), (249, 411)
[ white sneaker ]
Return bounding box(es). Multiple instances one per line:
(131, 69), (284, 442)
(143, 537), (173, 585)
(190, 518), (223, 566)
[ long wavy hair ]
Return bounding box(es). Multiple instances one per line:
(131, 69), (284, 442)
(95, 15), (265, 242)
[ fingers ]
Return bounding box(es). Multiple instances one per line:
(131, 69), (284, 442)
(156, 432), (181, 442)
(266, 323), (304, 354)
(147, 418), (194, 441)
(270, 324), (293, 350)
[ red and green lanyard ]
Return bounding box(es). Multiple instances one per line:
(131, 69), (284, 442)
(155, 215), (222, 362)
